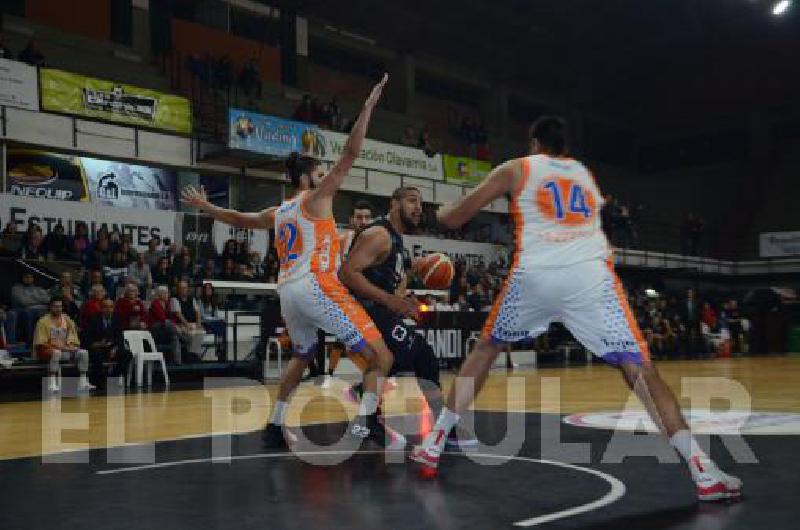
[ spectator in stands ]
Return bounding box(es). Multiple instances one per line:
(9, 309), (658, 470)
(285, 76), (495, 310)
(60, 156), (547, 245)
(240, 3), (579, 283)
(701, 301), (717, 331)
(293, 95), (314, 123)
(194, 257), (216, 283)
(33, 296), (93, 393)
(151, 256), (172, 289)
(221, 239), (238, 262)
(148, 285), (180, 363)
(82, 298), (133, 388)
(238, 57), (262, 98)
(214, 55), (233, 90)
(128, 252), (153, 297)
(1, 221), (22, 256)
(219, 258), (237, 281)
(682, 288), (702, 355)
(162, 238), (177, 264)
(18, 38), (46, 67)
(417, 126), (436, 156)
(80, 284), (106, 329)
(249, 252), (264, 278)
(237, 263), (255, 281)
(87, 232), (111, 269)
(724, 300), (746, 353)
(42, 223), (71, 260)
(72, 222), (91, 262)
(50, 272), (82, 304)
(20, 226), (45, 261)
(170, 248), (194, 285)
(170, 280), (204, 362)
(466, 283), (489, 312)
(198, 282), (225, 358)
(0, 34), (11, 59)
(114, 283), (148, 331)
(400, 126), (417, 147)
(328, 97), (342, 131)
(81, 268), (104, 300)
(144, 236), (163, 268)
(120, 239), (137, 264)
(104, 250), (129, 296)
(11, 271), (50, 344)
(263, 248), (279, 283)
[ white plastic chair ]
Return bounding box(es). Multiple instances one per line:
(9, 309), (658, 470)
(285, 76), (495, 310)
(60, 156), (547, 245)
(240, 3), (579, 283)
(124, 330), (170, 388)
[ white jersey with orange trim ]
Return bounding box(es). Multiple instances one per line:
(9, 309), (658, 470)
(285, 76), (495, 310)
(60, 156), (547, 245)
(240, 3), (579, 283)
(512, 154), (609, 269)
(275, 191), (341, 285)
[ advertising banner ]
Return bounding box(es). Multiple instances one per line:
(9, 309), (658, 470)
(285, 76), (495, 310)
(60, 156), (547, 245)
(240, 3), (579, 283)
(40, 68), (192, 134)
(443, 155), (491, 185)
(311, 129), (443, 181)
(0, 58), (39, 111)
(760, 231), (800, 257)
(0, 195), (176, 250)
(5, 148), (90, 201)
(81, 157), (177, 210)
(403, 235), (507, 268)
(6, 149), (177, 209)
(228, 108), (316, 157)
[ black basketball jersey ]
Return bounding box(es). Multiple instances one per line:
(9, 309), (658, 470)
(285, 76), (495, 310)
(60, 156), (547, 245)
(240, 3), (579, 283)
(351, 216), (408, 297)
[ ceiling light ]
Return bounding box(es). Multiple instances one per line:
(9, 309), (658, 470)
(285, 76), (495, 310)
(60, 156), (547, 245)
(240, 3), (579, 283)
(773, 0), (791, 16)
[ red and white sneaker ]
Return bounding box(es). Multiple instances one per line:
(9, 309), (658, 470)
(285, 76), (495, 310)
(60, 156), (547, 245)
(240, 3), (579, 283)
(691, 456), (743, 502)
(409, 429), (446, 469)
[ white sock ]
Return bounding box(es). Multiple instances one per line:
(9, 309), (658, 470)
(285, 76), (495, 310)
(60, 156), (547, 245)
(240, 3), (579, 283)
(358, 392), (379, 416)
(271, 400), (288, 426)
(431, 408), (460, 442)
(670, 430), (707, 463)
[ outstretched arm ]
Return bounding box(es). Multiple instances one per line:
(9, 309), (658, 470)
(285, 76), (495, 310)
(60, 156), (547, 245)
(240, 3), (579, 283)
(437, 159), (520, 230)
(312, 74), (389, 200)
(181, 185), (276, 229)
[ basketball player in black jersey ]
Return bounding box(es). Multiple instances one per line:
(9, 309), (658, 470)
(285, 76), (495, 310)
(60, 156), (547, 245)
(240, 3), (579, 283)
(340, 186), (476, 449)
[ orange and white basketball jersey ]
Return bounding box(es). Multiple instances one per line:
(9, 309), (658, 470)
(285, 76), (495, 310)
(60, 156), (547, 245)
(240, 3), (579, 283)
(275, 191), (341, 285)
(511, 155), (609, 269)
(338, 229), (356, 261)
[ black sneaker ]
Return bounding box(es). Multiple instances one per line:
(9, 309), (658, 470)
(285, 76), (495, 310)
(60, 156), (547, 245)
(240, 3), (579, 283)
(350, 414), (406, 451)
(261, 422), (288, 450)
(446, 424), (478, 450)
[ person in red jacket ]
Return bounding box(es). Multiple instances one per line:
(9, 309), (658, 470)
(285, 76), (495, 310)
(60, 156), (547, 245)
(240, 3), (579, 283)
(114, 283), (148, 331)
(148, 285), (181, 363)
(80, 284), (107, 329)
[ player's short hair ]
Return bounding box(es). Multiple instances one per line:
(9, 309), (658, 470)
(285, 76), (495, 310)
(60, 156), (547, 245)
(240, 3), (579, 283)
(530, 116), (569, 155)
(352, 200), (374, 214)
(391, 186), (421, 201)
(285, 152), (321, 187)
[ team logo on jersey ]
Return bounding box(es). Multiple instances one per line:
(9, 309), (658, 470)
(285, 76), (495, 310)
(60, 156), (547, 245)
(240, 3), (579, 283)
(536, 177), (597, 227)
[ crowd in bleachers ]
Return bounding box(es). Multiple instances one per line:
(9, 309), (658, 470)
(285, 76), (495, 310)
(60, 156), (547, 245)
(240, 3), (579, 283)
(0, 34), (47, 67)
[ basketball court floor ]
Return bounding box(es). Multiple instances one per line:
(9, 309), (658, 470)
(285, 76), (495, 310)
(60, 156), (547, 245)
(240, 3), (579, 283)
(1, 356), (798, 529)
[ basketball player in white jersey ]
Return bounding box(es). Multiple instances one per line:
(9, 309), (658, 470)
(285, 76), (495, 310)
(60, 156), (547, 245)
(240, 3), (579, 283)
(183, 75), (400, 449)
(410, 116), (742, 501)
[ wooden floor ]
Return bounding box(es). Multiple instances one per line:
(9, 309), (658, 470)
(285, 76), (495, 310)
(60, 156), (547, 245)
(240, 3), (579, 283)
(1, 356), (798, 461)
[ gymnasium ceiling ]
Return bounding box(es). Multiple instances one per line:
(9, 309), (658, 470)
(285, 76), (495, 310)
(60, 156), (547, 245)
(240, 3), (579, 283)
(297, 0), (800, 133)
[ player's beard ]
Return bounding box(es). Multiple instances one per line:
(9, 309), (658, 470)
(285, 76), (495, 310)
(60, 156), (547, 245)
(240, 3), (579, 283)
(399, 209), (420, 234)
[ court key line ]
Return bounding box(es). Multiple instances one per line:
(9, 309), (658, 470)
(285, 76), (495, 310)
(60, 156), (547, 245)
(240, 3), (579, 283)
(96, 450), (626, 527)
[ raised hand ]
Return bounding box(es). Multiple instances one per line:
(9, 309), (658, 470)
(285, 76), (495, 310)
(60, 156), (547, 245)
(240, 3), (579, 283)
(364, 73), (389, 110)
(181, 185), (209, 210)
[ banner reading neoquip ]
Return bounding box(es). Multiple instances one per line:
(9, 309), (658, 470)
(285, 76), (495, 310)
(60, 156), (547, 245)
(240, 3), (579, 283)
(39, 68), (192, 134)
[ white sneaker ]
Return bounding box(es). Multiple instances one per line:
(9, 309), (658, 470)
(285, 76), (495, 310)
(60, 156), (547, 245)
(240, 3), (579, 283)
(78, 378), (96, 392)
(48, 377), (60, 393)
(690, 456), (742, 502)
(409, 428), (447, 469)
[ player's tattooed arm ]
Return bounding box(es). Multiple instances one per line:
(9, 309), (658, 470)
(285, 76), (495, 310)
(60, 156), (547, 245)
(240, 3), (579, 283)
(437, 159), (520, 229)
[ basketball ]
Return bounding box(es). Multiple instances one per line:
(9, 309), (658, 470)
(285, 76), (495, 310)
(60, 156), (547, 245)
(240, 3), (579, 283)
(414, 252), (454, 289)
